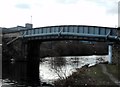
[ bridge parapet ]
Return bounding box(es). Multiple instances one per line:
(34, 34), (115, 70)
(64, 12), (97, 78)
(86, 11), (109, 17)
(3, 25), (119, 42)
(20, 25), (118, 42)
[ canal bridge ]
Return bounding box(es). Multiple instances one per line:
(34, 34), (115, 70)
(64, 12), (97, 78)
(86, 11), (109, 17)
(3, 24), (120, 63)
(3, 24), (120, 86)
(4, 24), (119, 42)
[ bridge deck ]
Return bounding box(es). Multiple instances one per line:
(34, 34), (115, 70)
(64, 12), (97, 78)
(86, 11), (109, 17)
(22, 25), (118, 41)
(3, 25), (119, 42)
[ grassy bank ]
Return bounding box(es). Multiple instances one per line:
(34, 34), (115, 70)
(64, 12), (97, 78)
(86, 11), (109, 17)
(54, 64), (118, 87)
(105, 64), (120, 81)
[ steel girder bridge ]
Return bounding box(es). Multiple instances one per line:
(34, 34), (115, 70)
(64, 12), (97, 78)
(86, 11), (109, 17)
(3, 25), (120, 64)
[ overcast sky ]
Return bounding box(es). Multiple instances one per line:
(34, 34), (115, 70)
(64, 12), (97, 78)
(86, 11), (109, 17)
(0, 0), (119, 28)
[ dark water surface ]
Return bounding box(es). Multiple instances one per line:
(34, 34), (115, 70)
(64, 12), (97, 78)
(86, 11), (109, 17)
(2, 61), (28, 86)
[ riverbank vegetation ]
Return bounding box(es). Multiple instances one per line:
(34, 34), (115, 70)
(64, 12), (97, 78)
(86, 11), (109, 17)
(40, 41), (108, 57)
(106, 64), (120, 81)
(54, 64), (118, 87)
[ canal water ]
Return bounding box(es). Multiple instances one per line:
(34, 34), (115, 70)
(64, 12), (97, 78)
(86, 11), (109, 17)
(1, 55), (108, 86)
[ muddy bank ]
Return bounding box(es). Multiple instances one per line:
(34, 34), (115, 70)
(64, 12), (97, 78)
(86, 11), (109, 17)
(54, 64), (118, 87)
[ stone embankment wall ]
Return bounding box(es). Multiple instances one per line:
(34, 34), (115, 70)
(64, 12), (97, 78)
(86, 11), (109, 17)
(112, 43), (120, 64)
(112, 29), (120, 64)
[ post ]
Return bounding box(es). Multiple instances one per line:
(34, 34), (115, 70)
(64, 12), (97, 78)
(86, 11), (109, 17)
(26, 40), (40, 86)
(21, 40), (27, 60)
(108, 45), (112, 64)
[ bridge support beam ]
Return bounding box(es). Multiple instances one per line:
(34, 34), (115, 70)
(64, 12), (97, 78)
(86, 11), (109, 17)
(108, 44), (112, 64)
(26, 40), (41, 86)
(21, 40), (27, 60)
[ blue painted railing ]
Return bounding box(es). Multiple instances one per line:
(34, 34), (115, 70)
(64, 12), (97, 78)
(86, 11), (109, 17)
(23, 25), (117, 37)
(4, 25), (119, 41)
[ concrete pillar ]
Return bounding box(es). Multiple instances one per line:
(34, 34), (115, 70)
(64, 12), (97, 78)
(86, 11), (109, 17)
(108, 45), (112, 64)
(22, 40), (29, 61)
(26, 40), (40, 86)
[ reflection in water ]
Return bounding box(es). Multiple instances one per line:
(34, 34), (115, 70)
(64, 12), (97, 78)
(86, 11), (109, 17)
(2, 61), (27, 86)
(2, 55), (108, 86)
(3, 62), (27, 84)
(2, 61), (40, 86)
(26, 60), (40, 86)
